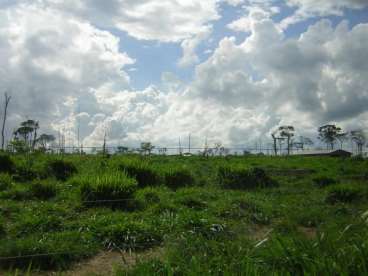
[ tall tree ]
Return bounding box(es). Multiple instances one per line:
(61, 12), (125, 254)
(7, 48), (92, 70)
(318, 124), (342, 150)
(351, 130), (366, 156)
(19, 120), (39, 148)
(271, 132), (278, 156)
(336, 132), (348, 150)
(278, 126), (295, 155)
(1, 93), (11, 150)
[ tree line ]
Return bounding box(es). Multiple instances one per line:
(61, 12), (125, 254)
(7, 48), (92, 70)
(1, 92), (367, 156)
(271, 124), (366, 156)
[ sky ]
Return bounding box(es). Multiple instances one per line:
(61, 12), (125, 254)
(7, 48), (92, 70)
(0, 0), (368, 149)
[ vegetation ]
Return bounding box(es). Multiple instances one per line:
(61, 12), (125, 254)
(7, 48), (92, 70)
(0, 153), (368, 275)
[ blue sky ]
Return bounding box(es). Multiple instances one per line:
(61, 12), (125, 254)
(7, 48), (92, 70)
(1, 0), (368, 147)
(116, 2), (368, 90)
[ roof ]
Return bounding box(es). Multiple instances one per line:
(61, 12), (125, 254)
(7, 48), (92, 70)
(294, 149), (352, 157)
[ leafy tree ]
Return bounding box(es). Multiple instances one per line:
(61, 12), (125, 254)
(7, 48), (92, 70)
(318, 124), (342, 150)
(140, 142), (154, 155)
(37, 134), (56, 149)
(13, 126), (33, 145)
(14, 120), (39, 149)
(351, 130), (366, 156)
(116, 146), (129, 154)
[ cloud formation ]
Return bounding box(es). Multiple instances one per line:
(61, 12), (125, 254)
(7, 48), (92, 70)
(0, 1), (368, 149)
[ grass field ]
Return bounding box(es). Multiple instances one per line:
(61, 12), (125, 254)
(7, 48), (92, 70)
(0, 153), (368, 275)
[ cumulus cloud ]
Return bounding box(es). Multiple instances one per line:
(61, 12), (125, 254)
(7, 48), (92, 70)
(30, 0), (220, 43)
(0, 3), (134, 142)
(281, 0), (368, 28)
(178, 26), (212, 67)
(1, 0), (368, 149)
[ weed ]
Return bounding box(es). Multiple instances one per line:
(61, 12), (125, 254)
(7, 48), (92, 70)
(326, 184), (361, 204)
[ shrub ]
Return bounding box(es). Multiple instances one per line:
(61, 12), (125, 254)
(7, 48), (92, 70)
(30, 181), (57, 200)
(326, 185), (361, 204)
(218, 167), (277, 189)
(120, 162), (161, 187)
(47, 159), (77, 181)
(164, 168), (195, 190)
(313, 176), (337, 188)
(0, 154), (15, 174)
(0, 173), (12, 191)
(79, 172), (138, 209)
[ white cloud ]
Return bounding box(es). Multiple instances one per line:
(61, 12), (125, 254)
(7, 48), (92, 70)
(1, 0), (368, 149)
(0, 4), (134, 142)
(281, 0), (368, 28)
(178, 26), (212, 67)
(35, 0), (220, 43)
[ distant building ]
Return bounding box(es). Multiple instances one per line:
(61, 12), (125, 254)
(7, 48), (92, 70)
(294, 149), (352, 158)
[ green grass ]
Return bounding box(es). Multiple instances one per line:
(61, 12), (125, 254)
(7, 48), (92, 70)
(0, 154), (368, 275)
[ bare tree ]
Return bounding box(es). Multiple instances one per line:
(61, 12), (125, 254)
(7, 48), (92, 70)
(351, 130), (366, 156)
(271, 133), (277, 156)
(1, 93), (11, 150)
(336, 132), (348, 150)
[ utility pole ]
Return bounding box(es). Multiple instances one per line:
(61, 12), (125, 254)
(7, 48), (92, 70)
(178, 137), (182, 155)
(188, 133), (191, 154)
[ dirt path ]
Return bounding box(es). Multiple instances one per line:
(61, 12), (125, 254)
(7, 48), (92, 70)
(63, 248), (164, 276)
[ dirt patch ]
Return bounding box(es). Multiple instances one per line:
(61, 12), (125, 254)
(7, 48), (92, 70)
(298, 227), (317, 239)
(64, 248), (164, 276)
(248, 224), (273, 241)
(19, 247), (165, 276)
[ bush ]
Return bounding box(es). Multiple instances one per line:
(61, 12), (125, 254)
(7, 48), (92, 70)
(47, 159), (77, 181)
(30, 181), (57, 200)
(326, 185), (361, 204)
(313, 176), (337, 188)
(0, 154), (15, 174)
(120, 162), (161, 187)
(164, 168), (195, 189)
(79, 172), (138, 209)
(218, 167), (277, 189)
(0, 173), (12, 191)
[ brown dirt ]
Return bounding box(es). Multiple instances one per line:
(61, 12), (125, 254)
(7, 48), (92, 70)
(19, 247), (165, 276)
(248, 224), (273, 241)
(298, 226), (317, 239)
